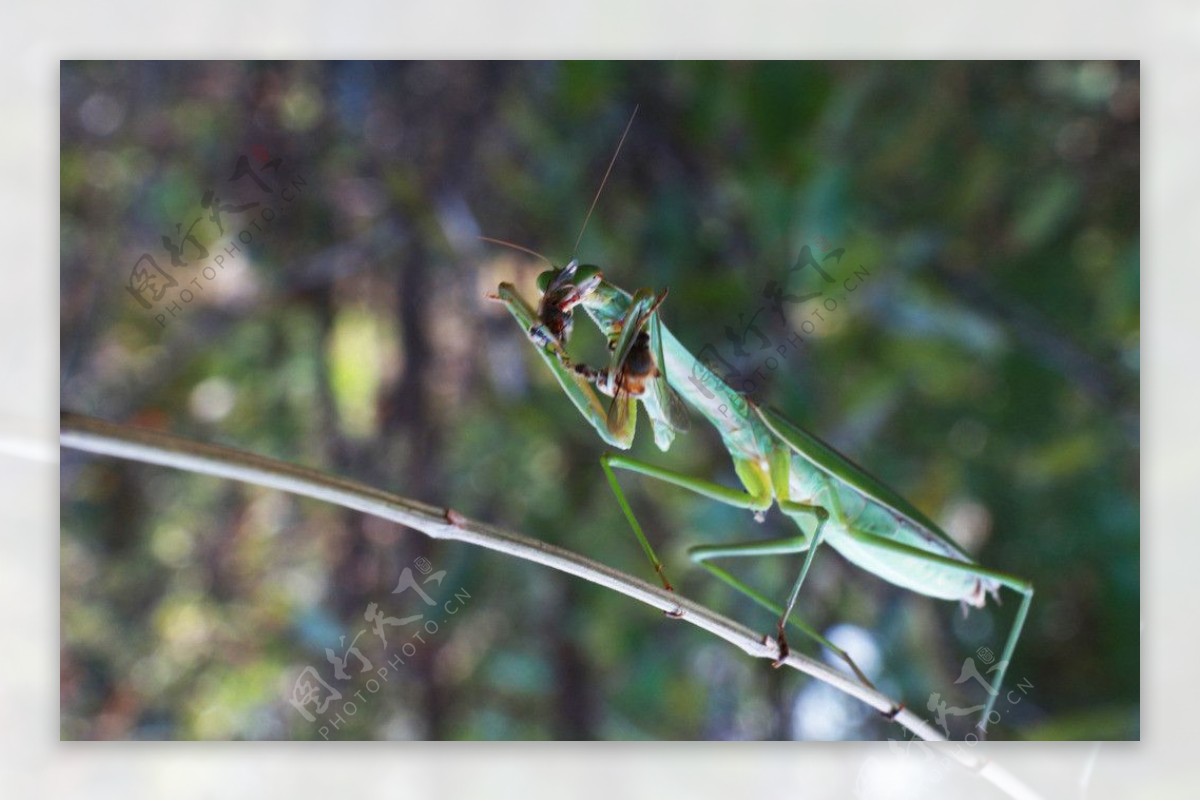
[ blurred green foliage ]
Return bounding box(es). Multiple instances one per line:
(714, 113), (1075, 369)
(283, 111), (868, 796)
(61, 61), (1138, 740)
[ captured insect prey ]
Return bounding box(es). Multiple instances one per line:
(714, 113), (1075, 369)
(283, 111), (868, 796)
(572, 300), (690, 439)
(531, 259), (602, 352)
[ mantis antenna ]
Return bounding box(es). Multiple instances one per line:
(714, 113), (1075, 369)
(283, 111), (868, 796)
(480, 105), (639, 268)
(571, 104), (639, 258)
(478, 236), (554, 266)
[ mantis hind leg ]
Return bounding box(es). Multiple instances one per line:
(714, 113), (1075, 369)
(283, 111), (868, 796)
(837, 522), (1034, 735)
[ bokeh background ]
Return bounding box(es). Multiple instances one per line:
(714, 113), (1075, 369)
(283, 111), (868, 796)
(60, 61), (1139, 741)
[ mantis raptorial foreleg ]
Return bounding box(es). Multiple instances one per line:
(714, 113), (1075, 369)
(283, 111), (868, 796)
(600, 452), (878, 690)
(489, 283), (636, 449)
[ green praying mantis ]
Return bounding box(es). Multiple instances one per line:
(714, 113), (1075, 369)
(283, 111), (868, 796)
(484, 112), (1033, 735)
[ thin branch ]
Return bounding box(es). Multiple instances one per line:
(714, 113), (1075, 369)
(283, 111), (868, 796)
(59, 412), (1037, 798)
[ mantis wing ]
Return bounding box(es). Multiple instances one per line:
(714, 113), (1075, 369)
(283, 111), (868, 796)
(752, 402), (970, 559)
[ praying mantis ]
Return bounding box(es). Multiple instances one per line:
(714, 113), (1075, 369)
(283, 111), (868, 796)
(484, 112), (1033, 735)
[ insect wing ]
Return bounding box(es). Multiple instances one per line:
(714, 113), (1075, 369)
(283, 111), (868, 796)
(610, 287), (656, 374)
(538, 261), (576, 312)
(605, 370), (634, 437)
(544, 259), (580, 297)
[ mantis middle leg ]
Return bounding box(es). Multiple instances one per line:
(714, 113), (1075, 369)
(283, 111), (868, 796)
(602, 452), (876, 690)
